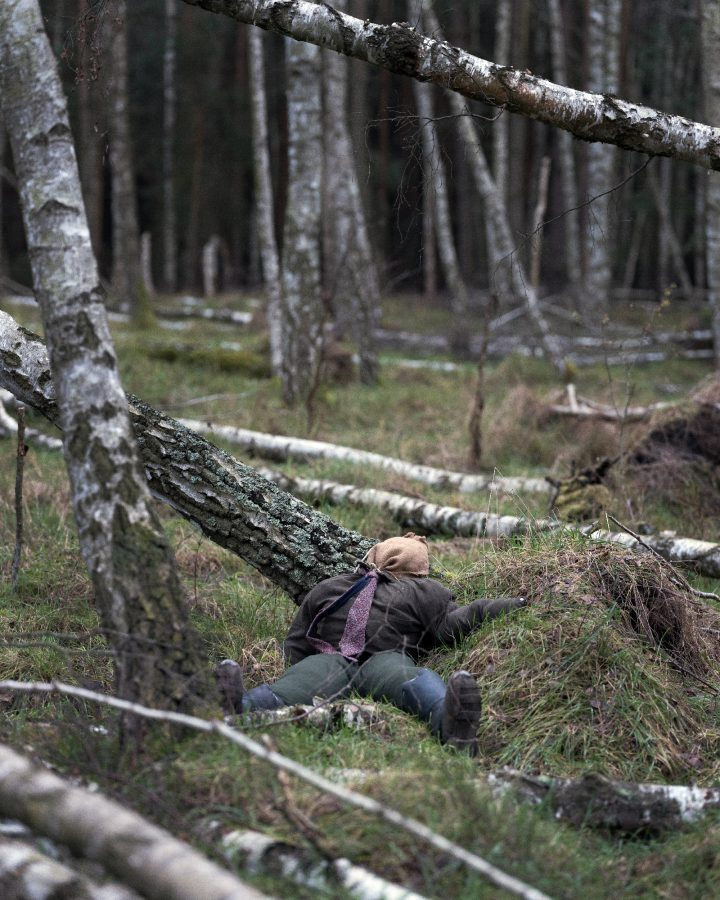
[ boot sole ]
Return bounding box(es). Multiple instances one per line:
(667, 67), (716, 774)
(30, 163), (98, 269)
(443, 670), (482, 756)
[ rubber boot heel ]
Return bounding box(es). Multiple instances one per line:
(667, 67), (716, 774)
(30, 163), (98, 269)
(442, 670), (482, 757)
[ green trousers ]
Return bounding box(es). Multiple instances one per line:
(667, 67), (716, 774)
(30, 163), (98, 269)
(270, 651), (425, 708)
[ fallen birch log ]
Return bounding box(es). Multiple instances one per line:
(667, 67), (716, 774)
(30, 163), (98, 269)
(256, 467), (720, 579)
(154, 306), (253, 325)
(0, 743), (269, 900)
(0, 835), (141, 899)
(0, 390), (62, 450)
(489, 769), (720, 835)
(177, 418), (551, 496)
(548, 385), (674, 422)
(0, 681), (551, 900)
(224, 829), (428, 900)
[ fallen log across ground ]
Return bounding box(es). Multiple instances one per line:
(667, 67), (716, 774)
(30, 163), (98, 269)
(489, 769), (720, 834)
(547, 384), (675, 422)
(0, 835), (141, 899)
(223, 829), (429, 900)
(256, 467), (720, 579)
(0, 743), (269, 900)
(177, 417), (551, 496)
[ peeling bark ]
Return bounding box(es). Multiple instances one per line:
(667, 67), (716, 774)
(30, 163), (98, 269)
(180, 0), (720, 171)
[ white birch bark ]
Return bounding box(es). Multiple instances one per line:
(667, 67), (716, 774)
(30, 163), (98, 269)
(702, 1), (720, 367)
(0, 0), (210, 711)
(546, 0), (582, 291)
(180, 0), (720, 171)
(0, 836), (141, 899)
(322, 0), (380, 383)
(255, 466), (720, 579)
(582, 0), (621, 314)
(281, 38), (324, 404)
(421, 4), (564, 371)
(176, 418), (551, 494)
(109, 0), (142, 313)
(248, 27), (283, 374)
(162, 0), (178, 292)
(0, 744), (269, 900)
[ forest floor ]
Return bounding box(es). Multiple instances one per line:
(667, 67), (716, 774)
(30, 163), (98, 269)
(1, 290), (720, 898)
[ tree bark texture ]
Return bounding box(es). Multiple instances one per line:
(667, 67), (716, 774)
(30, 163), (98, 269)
(582, 0), (621, 313)
(0, 835), (141, 899)
(322, 0), (380, 384)
(0, 312), (373, 600)
(281, 38), (323, 405)
(546, 0), (582, 292)
(109, 0), (142, 312)
(180, 0), (720, 171)
(702, 1), (720, 366)
(248, 26), (283, 375)
(0, 1), (210, 711)
(490, 769), (720, 835)
(162, 0), (178, 292)
(491, 0), (512, 208)
(0, 743), (270, 900)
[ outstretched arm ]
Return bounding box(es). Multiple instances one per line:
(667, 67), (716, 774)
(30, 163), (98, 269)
(434, 596), (528, 644)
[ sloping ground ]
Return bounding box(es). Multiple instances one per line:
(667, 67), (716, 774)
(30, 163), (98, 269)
(433, 536), (720, 784)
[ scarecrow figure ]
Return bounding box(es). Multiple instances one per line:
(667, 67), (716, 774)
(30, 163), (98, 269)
(215, 534), (527, 755)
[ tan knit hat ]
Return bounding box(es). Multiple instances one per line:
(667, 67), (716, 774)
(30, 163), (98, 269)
(365, 533), (429, 577)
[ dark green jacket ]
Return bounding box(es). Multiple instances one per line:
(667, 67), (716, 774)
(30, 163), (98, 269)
(283, 568), (523, 665)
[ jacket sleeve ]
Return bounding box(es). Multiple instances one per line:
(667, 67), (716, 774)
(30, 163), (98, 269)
(432, 596), (528, 645)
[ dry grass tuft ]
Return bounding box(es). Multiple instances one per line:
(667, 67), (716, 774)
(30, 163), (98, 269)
(435, 536), (720, 782)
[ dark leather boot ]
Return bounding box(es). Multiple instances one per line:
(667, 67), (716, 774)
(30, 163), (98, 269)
(442, 671), (482, 757)
(214, 659), (245, 714)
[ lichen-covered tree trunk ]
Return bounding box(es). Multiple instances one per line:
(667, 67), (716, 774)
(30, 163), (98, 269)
(162, 0), (178, 292)
(702, 0), (720, 367)
(181, 0), (720, 171)
(281, 38), (324, 405)
(248, 27), (283, 375)
(109, 0), (142, 312)
(0, 312), (372, 600)
(322, 0), (380, 384)
(582, 0), (621, 315)
(0, 0), (211, 711)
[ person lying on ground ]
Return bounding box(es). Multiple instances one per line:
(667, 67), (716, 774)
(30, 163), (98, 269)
(215, 533), (527, 756)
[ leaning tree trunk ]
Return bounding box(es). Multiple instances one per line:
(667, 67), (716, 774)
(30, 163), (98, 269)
(582, 0), (621, 317)
(281, 38), (324, 405)
(702, 0), (720, 368)
(0, 312), (373, 600)
(109, 0), (142, 313)
(162, 0), (178, 292)
(248, 27), (283, 375)
(0, 0), (211, 713)
(322, 0), (380, 384)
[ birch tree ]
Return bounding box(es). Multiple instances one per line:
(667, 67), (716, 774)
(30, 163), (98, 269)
(162, 0), (178, 292)
(109, 0), (142, 313)
(281, 38), (323, 405)
(322, 0), (380, 384)
(0, 0), (211, 712)
(702, 0), (720, 367)
(582, 0), (622, 315)
(248, 27), (283, 374)
(180, 0), (720, 171)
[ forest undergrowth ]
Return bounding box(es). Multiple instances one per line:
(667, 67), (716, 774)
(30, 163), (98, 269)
(1, 292), (720, 897)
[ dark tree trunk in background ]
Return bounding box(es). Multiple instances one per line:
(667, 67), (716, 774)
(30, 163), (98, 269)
(162, 0), (178, 292)
(702, 0), (720, 367)
(109, 0), (142, 312)
(0, 0), (212, 714)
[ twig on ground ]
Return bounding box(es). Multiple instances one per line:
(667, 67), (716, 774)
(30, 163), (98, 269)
(0, 679), (551, 900)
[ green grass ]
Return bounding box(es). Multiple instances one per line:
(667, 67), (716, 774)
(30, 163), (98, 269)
(2, 291), (720, 896)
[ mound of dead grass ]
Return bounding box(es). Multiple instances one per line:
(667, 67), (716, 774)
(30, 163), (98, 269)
(436, 536), (720, 783)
